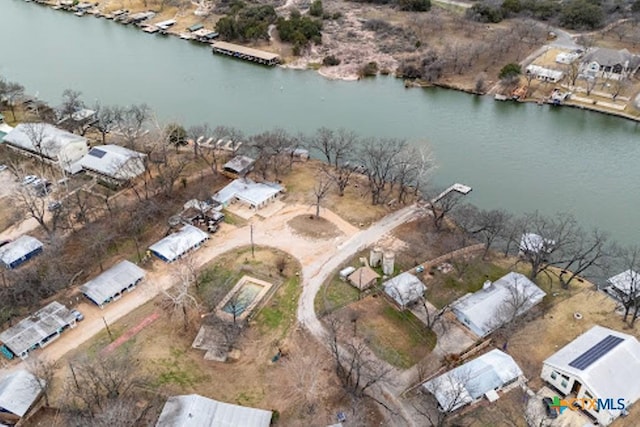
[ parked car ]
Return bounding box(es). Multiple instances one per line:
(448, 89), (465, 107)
(542, 397), (559, 419)
(48, 201), (62, 212)
(21, 175), (38, 186)
(0, 165), (7, 172)
(70, 309), (84, 322)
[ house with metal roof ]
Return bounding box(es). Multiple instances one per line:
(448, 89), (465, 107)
(156, 394), (272, 427)
(212, 179), (283, 209)
(0, 370), (44, 425)
(422, 349), (524, 412)
(451, 272), (546, 337)
(605, 269), (640, 302)
(348, 266), (380, 290)
(149, 225), (209, 263)
(222, 155), (255, 178)
(0, 301), (77, 359)
(79, 144), (146, 185)
(2, 123), (88, 173)
(80, 260), (146, 308)
(541, 325), (640, 426)
(383, 272), (427, 310)
(519, 233), (555, 256)
(0, 235), (43, 269)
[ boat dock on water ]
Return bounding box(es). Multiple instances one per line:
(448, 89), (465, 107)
(211, 41), (280, 66)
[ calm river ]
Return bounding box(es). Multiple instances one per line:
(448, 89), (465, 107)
(1, 0), (640, 244)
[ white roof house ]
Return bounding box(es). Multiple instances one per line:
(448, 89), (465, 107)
(80, 260), (146, 307)
(541, 325), (640, 426)
(422, 349), (523, 412)
(451, 272), (546, 337)
(383, 272), (427, 310)
(525, 65), (564, 82)
(80, 145), (146, 183)
(156, 394), (272, 427)
(149, 225), (209, 263)
(0, 370), (44, 422)
(2, 123), (88, 172)
(212, 179), (283, 209)
(0, 301), (77, 359)
(0, 235), (43, 269)
(606, 269), (640, 300)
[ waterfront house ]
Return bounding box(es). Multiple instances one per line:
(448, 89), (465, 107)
(2, 123), (88, 173)
(212, 178), (283, 210)
(79, 144), (146, 185)
(581, 48), (640, 80)
(451, 272), (546, 337)
(604, 269), (640, 302)
(541, 325), (640, 426)
(222, 155), (255, 178)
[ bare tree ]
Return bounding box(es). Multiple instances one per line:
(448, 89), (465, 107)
(250, 128), (293, 180)
(0, 78), (25, 121)
(12, 180), (51, 235)
(425, 188), (465, 231)
(22, 122), (49, 176)
(360, 137), (407, 205)
(610, 246), (640, 325)
(455, 205), (512, 259)
(113, 104), (150, 149)
(564, 61), (581, 87)
(26, 357), (57, 407)
(611, 78), (629, 100)
(326, 316), (393, 399)
(312, 169), (333, 218)
(416, 366), (476, 426)
(161, 256), (201, 330)
(92, 103), (120, 144)
(557, 228), (611, 288)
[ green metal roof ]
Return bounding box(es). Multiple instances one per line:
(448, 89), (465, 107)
(188, 23), (203, 32)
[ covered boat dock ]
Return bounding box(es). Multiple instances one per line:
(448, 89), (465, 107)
(211, 41), (280, 66)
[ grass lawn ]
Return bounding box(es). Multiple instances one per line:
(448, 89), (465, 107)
(339, 296), (437, 369)
(424, 259), (509, 309)
(255, 275), (301, 338)
(315, 276), (362, 315)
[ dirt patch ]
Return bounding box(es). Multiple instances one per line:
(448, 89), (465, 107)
(287, 214), (342, 239)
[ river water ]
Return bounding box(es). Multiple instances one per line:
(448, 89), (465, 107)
(1, 0), (640, 244)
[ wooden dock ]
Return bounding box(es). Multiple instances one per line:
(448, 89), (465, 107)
(431, 183), (472, 204)
(211, 41), (280, 66)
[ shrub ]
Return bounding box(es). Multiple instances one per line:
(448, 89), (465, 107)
(322, 55), (341, 66)
(498, 62), (522, 81)
(360, 61), (379, 77)
(310, 0), (323, 17)
(398, 0), (431, 11)
(277, 13), (323, 56)
(467, 2), (504, 23)
(559, 0), (604, 30)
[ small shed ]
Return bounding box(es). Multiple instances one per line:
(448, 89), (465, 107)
(222, 155), (255, 178)
(187, 23), (204, 32)
(80, 260), (146, 308)
(0, 235), (43, 269)
(0, 370), (44, 425)
(383, 272), (427, 310)
(606, 269), (640, 301)
(348, 266), (380, 290)
(149, 225), (209, 262)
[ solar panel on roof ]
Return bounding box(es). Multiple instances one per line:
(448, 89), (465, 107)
(568, 335), (624, 370)
(89, 148), (107, 158)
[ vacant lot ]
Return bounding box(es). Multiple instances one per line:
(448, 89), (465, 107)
(288, 214), (342, 239)
(332, 295), (436, 369)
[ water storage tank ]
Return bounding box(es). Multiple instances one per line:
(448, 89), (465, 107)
(382, 251), (395, 276)
(370, 247), (383, 268)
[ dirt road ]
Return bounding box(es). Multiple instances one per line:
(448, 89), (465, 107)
(1, 202), (423, 424)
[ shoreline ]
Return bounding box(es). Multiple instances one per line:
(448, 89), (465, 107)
(28, 0), (640, 124)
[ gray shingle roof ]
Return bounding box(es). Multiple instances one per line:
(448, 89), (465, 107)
(156, 394), (272, 427)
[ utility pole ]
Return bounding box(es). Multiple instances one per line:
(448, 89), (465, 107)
(102, 316), (114, 342)
(250, 224), (255, 258)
